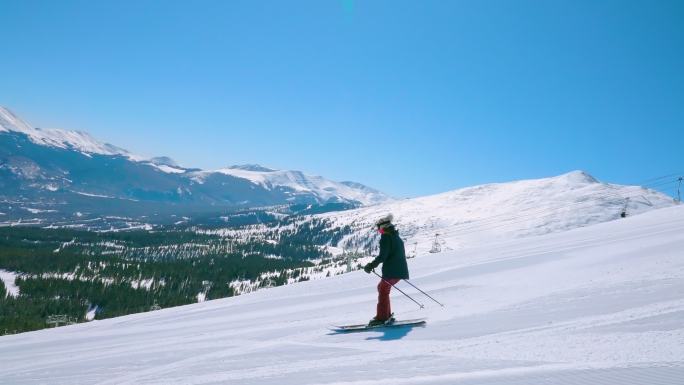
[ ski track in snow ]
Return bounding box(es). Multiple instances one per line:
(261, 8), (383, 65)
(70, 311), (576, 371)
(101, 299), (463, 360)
(1, 206), (683, 384)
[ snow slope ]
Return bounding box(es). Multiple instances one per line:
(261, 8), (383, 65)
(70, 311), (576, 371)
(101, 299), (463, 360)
(1, 205), (683, 384)
(315, 171), (675, 255)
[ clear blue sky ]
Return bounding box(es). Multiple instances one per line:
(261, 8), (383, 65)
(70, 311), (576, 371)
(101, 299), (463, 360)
(1, 0), (682, 198)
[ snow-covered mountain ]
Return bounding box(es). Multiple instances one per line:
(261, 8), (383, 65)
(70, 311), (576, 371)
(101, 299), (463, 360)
(0, 107), (143, 161)
(0, 106), (390, 225)
(190, 165), (390, 206)
(229, 171), (675, 258)
(2, 204), (682, 384)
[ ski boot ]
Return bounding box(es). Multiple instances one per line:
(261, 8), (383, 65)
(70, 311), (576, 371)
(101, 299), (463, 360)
(385, 313), (396, 325)
(368, 313), (395, 327)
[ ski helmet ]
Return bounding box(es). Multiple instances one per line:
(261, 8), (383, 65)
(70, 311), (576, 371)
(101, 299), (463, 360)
(375, 213), (393, 228)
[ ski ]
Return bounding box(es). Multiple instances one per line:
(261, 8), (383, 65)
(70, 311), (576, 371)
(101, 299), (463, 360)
(331, 318), (426, 332)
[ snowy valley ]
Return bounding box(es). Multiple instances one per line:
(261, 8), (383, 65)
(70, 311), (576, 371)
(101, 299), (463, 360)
(0, 138), (680, 383)
(0, 108), (680, 384)
(1, 202), (682, 384)
(0, 168), (676, 337)
(4, 2), (681, 383)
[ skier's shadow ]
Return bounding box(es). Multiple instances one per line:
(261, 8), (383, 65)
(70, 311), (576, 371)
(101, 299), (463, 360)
(365, 324), (423, 341)
(328, 324), (425, 340)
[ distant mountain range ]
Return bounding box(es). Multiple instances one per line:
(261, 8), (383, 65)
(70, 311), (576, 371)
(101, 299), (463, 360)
(0, 107), (391, 226)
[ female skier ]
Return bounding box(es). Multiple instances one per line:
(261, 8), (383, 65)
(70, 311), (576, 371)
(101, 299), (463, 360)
(363, 214), (409, 326)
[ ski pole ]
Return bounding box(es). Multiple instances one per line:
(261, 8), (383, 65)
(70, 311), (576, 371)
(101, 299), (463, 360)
(403, 279), (445, 307)
(372, 270), (424, 309)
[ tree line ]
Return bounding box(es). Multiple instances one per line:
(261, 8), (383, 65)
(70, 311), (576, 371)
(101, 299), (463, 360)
(0, 222), (344, 335)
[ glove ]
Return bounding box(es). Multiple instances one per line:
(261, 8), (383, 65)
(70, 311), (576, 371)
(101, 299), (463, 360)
(363, 263), (374, 274)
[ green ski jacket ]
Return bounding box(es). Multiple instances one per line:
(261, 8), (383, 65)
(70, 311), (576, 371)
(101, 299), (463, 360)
(369, 226), (409, 279)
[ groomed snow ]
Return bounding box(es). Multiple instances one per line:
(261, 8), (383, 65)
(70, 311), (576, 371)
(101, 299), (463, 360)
(1, 205), (683, 384)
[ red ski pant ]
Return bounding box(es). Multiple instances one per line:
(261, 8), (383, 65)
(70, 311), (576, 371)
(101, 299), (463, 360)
(376, 278), (400, 320)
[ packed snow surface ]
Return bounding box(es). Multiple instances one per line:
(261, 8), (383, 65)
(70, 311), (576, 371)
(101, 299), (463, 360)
(1, 205), (683, 384)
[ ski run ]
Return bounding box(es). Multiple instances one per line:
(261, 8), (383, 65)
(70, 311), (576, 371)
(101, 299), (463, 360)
(1, 205), (683, 384)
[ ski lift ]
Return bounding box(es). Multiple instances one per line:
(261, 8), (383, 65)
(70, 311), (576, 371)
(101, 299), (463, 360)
(408, 241), (418, 259)
(429, 234), (441, 254)
(620, 198), (630, 218)
(346, 251), (354, 273)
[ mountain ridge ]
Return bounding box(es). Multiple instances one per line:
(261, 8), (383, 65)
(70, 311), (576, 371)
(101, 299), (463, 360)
(0, 107), (391, 226)
(302, 170), (676, 256)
